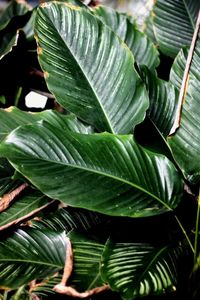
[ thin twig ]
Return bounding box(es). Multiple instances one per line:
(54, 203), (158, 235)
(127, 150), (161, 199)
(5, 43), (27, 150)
(0, 183), (28, 212)
(169, 10), (200, 135)
(53, 237), (110, 298)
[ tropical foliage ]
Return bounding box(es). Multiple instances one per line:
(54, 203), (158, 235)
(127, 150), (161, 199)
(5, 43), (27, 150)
(0, 0), (200, 299)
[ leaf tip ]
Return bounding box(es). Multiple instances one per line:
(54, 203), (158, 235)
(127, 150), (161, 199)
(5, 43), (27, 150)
(40, 2), (50, 8)
(64, 3), (81, 11)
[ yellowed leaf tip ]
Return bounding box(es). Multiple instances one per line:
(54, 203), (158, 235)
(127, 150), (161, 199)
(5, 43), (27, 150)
(40, 2), (50, 8)
(64, 3), (81, 11)
(44, 71), (49, 79)
(5, 106), (14, 112)
(16, 0), (32, 10)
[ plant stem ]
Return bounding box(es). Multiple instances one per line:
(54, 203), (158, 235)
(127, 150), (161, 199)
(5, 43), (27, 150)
(194, 189), (200, 263)
(174, 215), (194, 253)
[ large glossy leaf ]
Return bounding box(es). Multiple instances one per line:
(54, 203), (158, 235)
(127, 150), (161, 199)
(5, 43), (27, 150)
(0, 0), (31, 31)
(93, 6), (159, 70)
(101, 239), (183, 300)
(153, 0), (200, 57)
(35, 2), (149, 134)
(0, 121), (183, 217)
(0, 107), (92, 141)
(0, 228), (66, 289)
(141, 68), (178, 137)
(168, 36), (200, 183)
(0, 190), (51, 231)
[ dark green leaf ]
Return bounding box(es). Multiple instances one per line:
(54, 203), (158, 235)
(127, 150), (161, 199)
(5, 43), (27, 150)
(0, 107), (92, 142)
(141, 67), (178, 137)
(0, 158), (21, 197)
(153, 0), (200, 57)
(35, 2), (148, 134)
(68, 231), (105, 291)
(0, 30), (19, 59)
(101, 239), (183, 300)
(168, 36), (200, 183)
(0, 121), (183, 217)
(32, 207), (103, 232)
(94, 5), (159, 70)
(0, 228), (66, 289)
(0, 0), (31, 31)
(0, 190), (51, 231)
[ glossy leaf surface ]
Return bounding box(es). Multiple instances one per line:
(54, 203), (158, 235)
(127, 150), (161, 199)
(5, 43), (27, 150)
(68, 232), (105, 291)
(0, 190), (51, 231)
(142, 68), (178, 137)
(35, 2), (148, 134)
(168, 37), (200, 183)
(0, 228), (66, 289)
(153, 0), (200, 57)
(0, 121), (183, 217)
(101, 239), (182, 300)
(94, 6), (159, 70)
(0, 107), (92, 142)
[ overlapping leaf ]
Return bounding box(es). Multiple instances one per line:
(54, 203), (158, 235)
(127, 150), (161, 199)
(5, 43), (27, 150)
(101, 239), (183, 300)
(35, 2), (148, 134)
(68, 232), (105, 291)
(168, 36), (200, 183)
(0, 228), (66, 289)
(32, 207), (103, 232)
(0, 107), (92, 142)
(0, 0), (31, 31)
(93, 6), (159, 70)
(0, 157), (21, 197)
(153, 0), (200, 57)
(0, 121), (183, 217)
(141, 68), (178, 137)
(0, 190), (51, 231)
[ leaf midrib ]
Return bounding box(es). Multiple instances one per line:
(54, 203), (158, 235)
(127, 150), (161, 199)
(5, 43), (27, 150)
(41, 5), (115, 133)
(0, 258), (62, 268)
(182, 0), (195, 29)
(12, 151), (172, 211)
(132, 246), (169, 291)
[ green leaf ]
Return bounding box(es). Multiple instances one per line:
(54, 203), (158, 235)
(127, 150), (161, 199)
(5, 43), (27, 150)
(0, 228), (66, 289)
(35, 2), (149, 134)
(153, 0), (200, 57)
(141, 67), (178, 137)
(0, 0), (31, 31)
(101, 239), (183, 300)
(0, 158), (21, 197)
(68, 232), (105, 291)
(168, 37), (200, 183)
(93, 5), (159, 70)
(32, 207), (103, 232)
(0, 190), (51, 231)
(0, 30), (19, 60)
(0, 107), (92, 142)
(0, 121), (183, 217)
